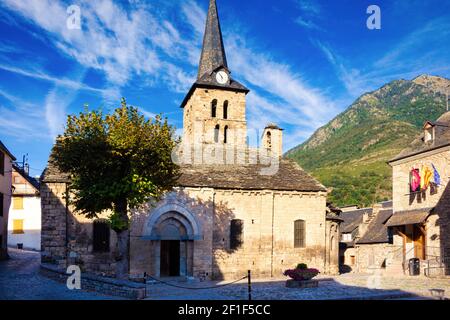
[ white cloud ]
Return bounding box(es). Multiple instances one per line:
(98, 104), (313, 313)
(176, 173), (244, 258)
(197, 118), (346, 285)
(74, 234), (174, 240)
(0, 89), (48, 140)
(294, 0), (322, 30)
(226, 35), (337, 127)
(0, 63), (106, 94)
(1, 0), (198, 89)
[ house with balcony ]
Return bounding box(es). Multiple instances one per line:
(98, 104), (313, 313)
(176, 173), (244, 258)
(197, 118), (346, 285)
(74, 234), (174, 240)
(387, 111), (450, 276)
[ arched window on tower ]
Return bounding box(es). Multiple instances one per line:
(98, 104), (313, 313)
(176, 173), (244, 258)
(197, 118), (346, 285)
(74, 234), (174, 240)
(211, 99), (217, 118)
(266, 131), (272, 150)
(223, 100), (228, 119)
(214, 124), (220, 143)
(224, 126), (228, 143)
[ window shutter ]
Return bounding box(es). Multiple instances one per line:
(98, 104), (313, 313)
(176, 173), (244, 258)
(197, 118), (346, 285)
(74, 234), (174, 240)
(13, 219), (24, 234)
(13, 197), (24, 210)
(294, 219), (305, 248)
(93, 220), (110, 252)
(230, 219), (243, 250)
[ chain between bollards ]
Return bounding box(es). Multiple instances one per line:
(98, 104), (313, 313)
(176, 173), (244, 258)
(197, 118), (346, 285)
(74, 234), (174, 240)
(247, 269), (252, 301)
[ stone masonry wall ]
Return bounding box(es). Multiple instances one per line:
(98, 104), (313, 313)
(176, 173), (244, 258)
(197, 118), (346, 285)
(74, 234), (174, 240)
(183, 88), (247, 148)
(41, 182), (118, 276)
(129, 188), (329, 281)
(40, 182), (68, 268)
(391, 147), (450, 269)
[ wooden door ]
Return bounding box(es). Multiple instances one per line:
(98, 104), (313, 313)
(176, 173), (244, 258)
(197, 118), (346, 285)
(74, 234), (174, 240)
(160, 240), (180, 277)
(413, 225), (425, 260)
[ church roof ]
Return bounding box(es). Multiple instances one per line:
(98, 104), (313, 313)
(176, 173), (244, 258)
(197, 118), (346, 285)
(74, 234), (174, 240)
(177, 159), (327, 192)
(42, 155), (326, 193)
(390, 111), (450, 162)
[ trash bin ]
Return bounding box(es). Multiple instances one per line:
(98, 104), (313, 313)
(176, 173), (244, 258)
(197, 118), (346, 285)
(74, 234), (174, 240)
(408, 258), (420, 276)
(17, 243), (23, 250)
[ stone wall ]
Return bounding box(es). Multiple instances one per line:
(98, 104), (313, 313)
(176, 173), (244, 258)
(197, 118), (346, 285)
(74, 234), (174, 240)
(355, 243), (398, 273)
(40, 183), (67, 268)
(392, 148), (450, 213)
(391, 147), (450, 272)
(40, 263), (146, 299)
(325, 220), (340, 275)
(129, 188), (329, 281)
(43, 184), (331, 281)
(41, 182), (118, 276)
(183, 88), (247, 148)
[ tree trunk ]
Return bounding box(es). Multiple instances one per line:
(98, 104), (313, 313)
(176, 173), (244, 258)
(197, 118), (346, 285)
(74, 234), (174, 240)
(115, 228), (129, 279)
(114, 198), (129, 279)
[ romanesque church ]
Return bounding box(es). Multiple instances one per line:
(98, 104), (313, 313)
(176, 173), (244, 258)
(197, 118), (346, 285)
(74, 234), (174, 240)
(40, 0), (340, 280)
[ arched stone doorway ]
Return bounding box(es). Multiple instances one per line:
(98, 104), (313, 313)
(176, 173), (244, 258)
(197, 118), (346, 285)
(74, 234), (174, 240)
(142, 204), (202, 278)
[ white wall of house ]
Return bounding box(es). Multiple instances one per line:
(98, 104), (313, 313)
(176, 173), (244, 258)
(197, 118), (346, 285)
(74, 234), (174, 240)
(8, 196), (41, 251)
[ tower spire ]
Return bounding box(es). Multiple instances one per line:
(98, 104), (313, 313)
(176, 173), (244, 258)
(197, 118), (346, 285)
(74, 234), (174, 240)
(197, 0), (228, 79)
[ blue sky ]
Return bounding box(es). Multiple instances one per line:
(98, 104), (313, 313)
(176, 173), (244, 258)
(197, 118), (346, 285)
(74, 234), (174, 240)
(0, 0), (449, 177)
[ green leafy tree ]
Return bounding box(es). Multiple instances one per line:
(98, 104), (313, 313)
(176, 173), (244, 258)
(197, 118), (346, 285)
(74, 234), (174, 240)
(53, 98), (180, 278)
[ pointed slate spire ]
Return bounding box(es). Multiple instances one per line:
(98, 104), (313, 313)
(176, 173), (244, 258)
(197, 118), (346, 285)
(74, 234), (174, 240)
(197, 0), (228, 79)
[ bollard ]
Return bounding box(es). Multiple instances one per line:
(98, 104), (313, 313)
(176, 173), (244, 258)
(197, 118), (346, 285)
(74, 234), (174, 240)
(248, 270), (252, 301)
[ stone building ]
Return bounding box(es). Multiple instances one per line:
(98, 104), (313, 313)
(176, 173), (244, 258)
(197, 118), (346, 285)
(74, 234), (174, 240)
(387, 111), (450, 276)
(339, 201), (393, 273)
(8, 164), (41, 251)
(40, 0), (340, 280)
(0, 140), (15, 260)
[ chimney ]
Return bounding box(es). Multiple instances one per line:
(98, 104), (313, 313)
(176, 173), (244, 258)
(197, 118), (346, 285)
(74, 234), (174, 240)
(262, 124), (283, 157)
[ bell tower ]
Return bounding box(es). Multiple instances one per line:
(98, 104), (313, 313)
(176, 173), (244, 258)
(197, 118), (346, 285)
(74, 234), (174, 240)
(181, 0), (249, 150)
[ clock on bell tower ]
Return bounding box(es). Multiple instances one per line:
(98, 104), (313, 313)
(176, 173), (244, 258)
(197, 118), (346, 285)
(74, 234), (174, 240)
(180, 0), (250, 150)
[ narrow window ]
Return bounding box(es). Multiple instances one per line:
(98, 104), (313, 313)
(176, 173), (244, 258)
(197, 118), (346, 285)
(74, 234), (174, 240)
(0, 193), (3, 217)
(13, 196), (24, 210)
(388, 227), (394, 244)
(214, 125), (220, 143)
(266, 131), (272, 149)
(13, 219), (24, 234)
(93, 220), (110, 252)
(211, 99), (217, 118)
(230, 219), (243, 250)
(0, 151), (4, 175)
(224, 126), (228, 144)
(223, 101), (228, 119)
(294, 219), (305, 248)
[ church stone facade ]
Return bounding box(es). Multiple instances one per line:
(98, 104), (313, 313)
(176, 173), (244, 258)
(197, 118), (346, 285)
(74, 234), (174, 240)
(40, 0), (340, 280)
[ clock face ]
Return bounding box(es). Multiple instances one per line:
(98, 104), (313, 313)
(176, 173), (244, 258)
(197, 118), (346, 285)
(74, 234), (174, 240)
(216, 71), (229, 84)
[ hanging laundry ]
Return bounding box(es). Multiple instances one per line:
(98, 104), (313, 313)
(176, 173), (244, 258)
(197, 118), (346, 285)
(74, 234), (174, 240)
(422, 165), (433, 190)
(410, 168), (421, 192)
(432, 163), (441, 186)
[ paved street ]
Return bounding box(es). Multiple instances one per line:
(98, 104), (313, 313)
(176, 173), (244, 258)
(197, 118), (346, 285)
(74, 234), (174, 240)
(1, 249), (449, 300)
(145, 274), (448, 300)
(0, 249), (121, 300)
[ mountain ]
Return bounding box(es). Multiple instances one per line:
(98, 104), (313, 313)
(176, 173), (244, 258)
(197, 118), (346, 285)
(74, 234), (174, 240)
(286, 75), (450, 207)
